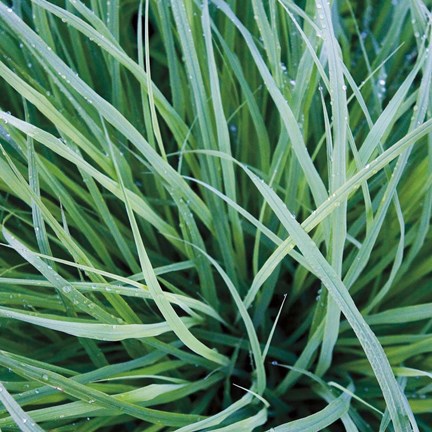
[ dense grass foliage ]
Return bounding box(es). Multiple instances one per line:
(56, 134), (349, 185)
(0, 0), (432, 430)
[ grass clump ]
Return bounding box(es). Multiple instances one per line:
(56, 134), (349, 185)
(0, 0), (432, 430)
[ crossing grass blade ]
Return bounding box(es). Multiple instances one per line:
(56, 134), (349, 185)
(1, 0), (431, 430)
(0, 382), (44, 432)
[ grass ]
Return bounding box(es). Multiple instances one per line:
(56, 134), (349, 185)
(0, 0), (431, 430)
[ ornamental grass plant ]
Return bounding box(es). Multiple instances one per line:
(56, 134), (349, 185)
(0, 0), (432, 430)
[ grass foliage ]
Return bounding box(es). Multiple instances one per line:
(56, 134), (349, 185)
(1, 0), (432, 430)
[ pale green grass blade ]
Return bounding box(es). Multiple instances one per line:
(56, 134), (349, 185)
(182, 111), (432, 310)
(277, 0), (330, 91)
(213, 28), (271, 172)
(315, 0), (349, 377)
(3, 228), (117, 323)
(25, 113), (52, 261)
(270, 392), (350, 432)
(251, 0), (282, 86)
(356, 52), (425, 166)
(202, 0), (246, 278)
(211, 407), (267, 432)
(103, 118), (229, 366)
(0, 382), (44, 432)
(0, 251), (223, 323)
(0, 4), (212, 228)
(142, 0), (167, 160)
(166, 237), (266, 394)
(243, 165), (417, 430)
(0, 306), (197, 341)
(0, 351), (202, 427)
(176, 394), (254, 432)
(156, 1), (185, 116)
(0, 64), (176, 238)
(365, 303), (432, 325)
(328, 381), (384, 416)
(170, 0), (238, 284)
(1, 1), (430, 429)
(0, 152), (134, 330)
(213, 0), (328, 208)
(182, 175), (311, 271)
(263, 294), (287, 360)
(32, 0), (191, 143)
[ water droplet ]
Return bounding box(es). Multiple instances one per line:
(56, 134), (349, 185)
(42, 374), (49, 381)
(62, 286), (71, 293)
